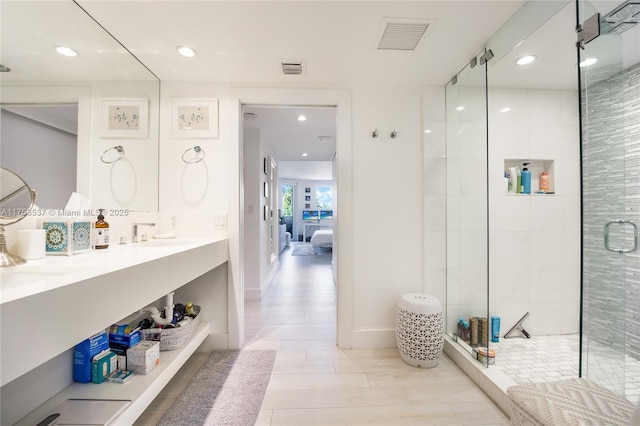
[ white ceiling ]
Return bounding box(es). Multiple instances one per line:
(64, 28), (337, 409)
(75, 1), (527, 86)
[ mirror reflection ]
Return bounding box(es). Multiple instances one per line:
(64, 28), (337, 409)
(0, 1), (160, 212)
(0, 167), (37, 267)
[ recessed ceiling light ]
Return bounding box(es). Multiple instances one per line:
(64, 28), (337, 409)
(424, 129), (432, 133)
(500, 107), (512, 113)
(55, 45), (78, 57)
(302, 153), (308, 157)
(579, 57), (598, 67)
(177, 45), (197, 58)
(297, 115), (307, 121)
(455, 106), (465, 111)
(516, 55), (536, 65)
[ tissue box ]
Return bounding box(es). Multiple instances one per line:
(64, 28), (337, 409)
(126, 341), (160, 375)
(42, 220), (92, 255)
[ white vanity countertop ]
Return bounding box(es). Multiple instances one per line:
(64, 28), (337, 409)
(0, 237), (226, 305)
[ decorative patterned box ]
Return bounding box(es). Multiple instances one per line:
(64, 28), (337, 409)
(42, 220), (92, 255)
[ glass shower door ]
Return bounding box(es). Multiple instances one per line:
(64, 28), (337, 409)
(579, 0), (639, 401)
(445, 51), (490, 364)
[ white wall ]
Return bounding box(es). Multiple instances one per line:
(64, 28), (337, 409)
(90, 82), (159, 212)
(350, 85), (425, 347)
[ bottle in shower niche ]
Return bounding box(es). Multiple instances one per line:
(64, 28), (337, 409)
(521, 163), (531, 194)
(539, 171), (550, 192)
(94, 209), (109, 249)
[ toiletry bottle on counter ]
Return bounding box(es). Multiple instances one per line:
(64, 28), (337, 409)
(521, 163), (531, 194)
(539, 171), (550, 192)
(95, 209), (109, 249)
(516, 168), (522, 194)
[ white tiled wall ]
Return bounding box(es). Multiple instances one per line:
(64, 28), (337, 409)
(488, 87), (581, 336)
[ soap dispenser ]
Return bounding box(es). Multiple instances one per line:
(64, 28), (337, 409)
(521, 163), (531, 194)
(94, 209), (110, 249)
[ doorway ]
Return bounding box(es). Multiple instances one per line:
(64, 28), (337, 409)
(241, 104), (337, 346)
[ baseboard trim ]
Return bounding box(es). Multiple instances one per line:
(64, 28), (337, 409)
(351, 329), (397, 348)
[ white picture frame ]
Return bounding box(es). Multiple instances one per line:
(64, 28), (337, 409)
(100, 98), (148, 138)
(170, 98), (219, 138)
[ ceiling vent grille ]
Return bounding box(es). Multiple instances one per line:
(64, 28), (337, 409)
(281, 61), (303, 75)
(377, 18), (433, 51)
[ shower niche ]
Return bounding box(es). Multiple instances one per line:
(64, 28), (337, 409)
(503, 159), (555, 194)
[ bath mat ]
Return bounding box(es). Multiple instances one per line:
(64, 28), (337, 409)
(291, 244), (316, 256)
(158, 349), (276, 426)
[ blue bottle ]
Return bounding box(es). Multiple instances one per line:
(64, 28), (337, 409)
(491, 316), (500, 343)
(521, 163), (531, 194)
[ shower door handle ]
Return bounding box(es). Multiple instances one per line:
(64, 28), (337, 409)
(604, 220), (639, 254)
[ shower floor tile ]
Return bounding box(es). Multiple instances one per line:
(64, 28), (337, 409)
(489, 334), (639, 404)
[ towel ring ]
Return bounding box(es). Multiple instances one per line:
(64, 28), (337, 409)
(182, 145), (206, 164)
(100, 146), (125, 164)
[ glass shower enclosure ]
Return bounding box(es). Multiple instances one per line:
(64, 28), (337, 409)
(444, 0), (640, 403)
(578, 0), (640, 401)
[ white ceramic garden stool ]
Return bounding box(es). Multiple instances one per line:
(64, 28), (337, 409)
(396, 293), (444, 368)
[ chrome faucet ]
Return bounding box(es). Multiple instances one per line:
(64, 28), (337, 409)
(131, 222), (156, 243)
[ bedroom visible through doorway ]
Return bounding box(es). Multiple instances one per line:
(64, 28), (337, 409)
(241, 104), (337, 346)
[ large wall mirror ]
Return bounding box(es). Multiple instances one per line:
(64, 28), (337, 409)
(0, 1), (159, 212)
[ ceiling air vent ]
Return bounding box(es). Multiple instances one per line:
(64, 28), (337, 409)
(281, 60), (303, 75)
(377, 18), (434, 51)
(318, 136), (334, 143)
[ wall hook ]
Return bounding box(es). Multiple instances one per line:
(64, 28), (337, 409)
(372, 129), (379, 138)
(390, 129), (398, 139)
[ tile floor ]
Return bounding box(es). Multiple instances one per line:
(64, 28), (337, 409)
(459, 331), (639, 404)
(137, 242), (509, 425)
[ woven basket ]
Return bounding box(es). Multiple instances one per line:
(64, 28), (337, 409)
(140, 305), (201, 351)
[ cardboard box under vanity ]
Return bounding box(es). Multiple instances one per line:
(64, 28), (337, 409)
(41, 219), (92, 255)
(126, 340), (160, 375)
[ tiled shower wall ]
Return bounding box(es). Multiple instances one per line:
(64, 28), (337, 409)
(487, 87), (581, 336)
(582, 62), (640, 365)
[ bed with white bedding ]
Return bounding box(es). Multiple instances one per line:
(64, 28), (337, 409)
(310, 229), (333, 248)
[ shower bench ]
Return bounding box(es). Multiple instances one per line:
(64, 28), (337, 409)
(507, 378), (635, 425)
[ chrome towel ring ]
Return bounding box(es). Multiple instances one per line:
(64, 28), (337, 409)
(182, 145), (206, 164)
(100, 145), (125, 164)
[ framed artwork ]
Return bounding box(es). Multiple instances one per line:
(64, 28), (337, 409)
(263, 158), (268, 175)
(170, 98), (218, 138)
(305, 203), (311, 209)
(263, 205), (268, 221)
(305, 187), (311, 193)
(264, 182), (269, 198)
(305, 195), (311, 201)
(100, 98), (148, 138)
